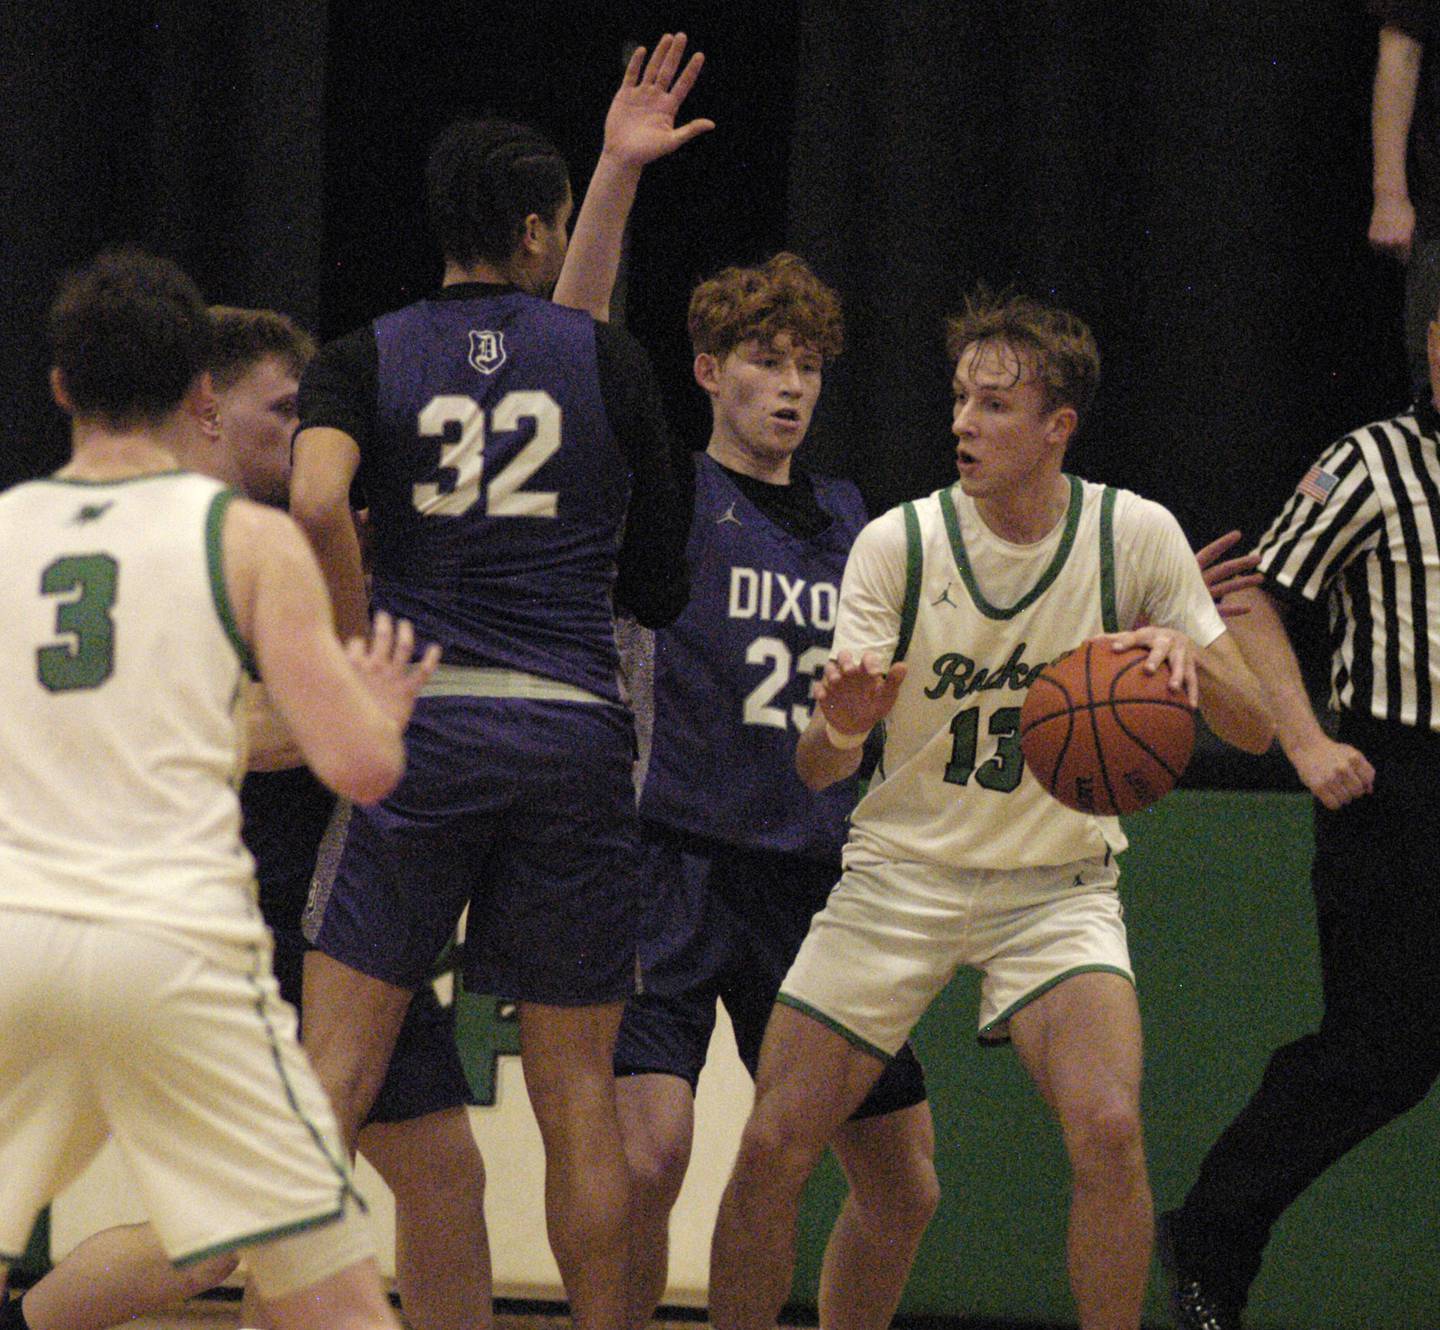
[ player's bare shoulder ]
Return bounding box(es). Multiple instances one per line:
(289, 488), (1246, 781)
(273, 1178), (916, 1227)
(217, 496), (320, 644)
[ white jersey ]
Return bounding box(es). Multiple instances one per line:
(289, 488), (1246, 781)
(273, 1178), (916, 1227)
(0, 471), (266, 958)
(834, 476), (1225, 871)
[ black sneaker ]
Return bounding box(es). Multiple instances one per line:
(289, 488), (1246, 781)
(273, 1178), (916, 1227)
(1156, 1209), (1242, 1330)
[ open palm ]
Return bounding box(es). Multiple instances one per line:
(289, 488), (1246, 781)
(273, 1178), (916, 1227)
(604, 33), (715, 168)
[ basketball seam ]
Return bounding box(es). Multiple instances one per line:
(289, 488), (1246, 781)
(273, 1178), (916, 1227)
(1084, 643), (1123, 813)
(1020, 697), (1194, 729)
(1109, 656), (1194, 791)
(1021, 661), (1078, 792)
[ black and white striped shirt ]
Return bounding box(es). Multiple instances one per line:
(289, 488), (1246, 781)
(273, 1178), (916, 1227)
(1256, 401), (1440, 733)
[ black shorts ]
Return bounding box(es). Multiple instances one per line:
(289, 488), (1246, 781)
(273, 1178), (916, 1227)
(271, 929), (474, 1124)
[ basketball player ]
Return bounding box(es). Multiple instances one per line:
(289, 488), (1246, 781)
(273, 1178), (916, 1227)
(705, 289), (1275, 1330)
(0, 250), (439, 1330)
(3, 306), (490, 1330)
(549, 89), (1258, 1321)
(289, 37), (706, 1330)
(600, 255), (939, 1330)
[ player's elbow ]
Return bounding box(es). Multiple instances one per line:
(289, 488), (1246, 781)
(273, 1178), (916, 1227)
(798, 762), (829, 792)
(288, 472), (349, 546)
(317, 735), (406, 805)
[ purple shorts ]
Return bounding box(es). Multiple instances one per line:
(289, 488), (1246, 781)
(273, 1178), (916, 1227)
(613, 827), (927, 1120)
(311, 697), (639, 1006)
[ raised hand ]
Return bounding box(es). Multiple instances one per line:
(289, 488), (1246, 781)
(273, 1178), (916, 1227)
(814, 650), (908, 743)
(1195, 529), (1262, 619)
(345, 611), (442, 732)
(603, 32), (715, 169)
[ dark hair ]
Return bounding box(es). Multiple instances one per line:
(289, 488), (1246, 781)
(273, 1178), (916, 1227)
(208, 306), (316, 390)
(687, 252), (845, 360)
(945, 286), (1100, 425)
(425, 118), (570, 267)
(47, 249), (213, 427)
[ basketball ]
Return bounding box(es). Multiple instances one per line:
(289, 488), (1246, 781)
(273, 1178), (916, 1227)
(1019, 637), (1196, 816)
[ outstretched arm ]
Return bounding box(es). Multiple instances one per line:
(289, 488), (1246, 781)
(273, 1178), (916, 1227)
(229, 502), (439, 804)
(1370, 24), (1424, 262)
(552, 32), (714, 320)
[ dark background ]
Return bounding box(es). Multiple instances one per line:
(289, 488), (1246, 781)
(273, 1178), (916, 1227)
(1, 0), (1408, 782)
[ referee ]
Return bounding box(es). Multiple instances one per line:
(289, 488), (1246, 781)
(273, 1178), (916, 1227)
(1157, 318), (1440, 1330)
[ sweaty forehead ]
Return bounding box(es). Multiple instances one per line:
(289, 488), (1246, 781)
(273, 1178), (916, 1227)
(953, 339), (1035, 390)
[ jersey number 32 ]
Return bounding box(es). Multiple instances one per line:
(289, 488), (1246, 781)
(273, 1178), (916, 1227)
(412, 391), (561, 518)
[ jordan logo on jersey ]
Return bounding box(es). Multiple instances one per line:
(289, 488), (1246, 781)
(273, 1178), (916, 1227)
(468, 330), (507, 375)
(716, 502), (743, 526)
(931, 581), (957, 607)
(71, 501), (114, 525)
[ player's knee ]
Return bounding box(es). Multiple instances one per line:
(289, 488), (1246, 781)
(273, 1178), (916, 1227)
(860, 1161), (940, 1239)
(1063, 1094), (1144, 1181)
(736, 1103), (826, 1192)
(892, 1154), (942, 1233)
(626, 1128), (690, 1214)
(845, 1132), (940, 1235)
(371, 1115), (487, 1216)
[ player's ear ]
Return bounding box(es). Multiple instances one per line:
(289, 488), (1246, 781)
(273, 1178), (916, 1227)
(518, 212), (545, 257)
(1045, 404), (1077, 450)
(49, 367), (75, 414)
(184, 372), (220, 438)
(694, 352), (722, 396)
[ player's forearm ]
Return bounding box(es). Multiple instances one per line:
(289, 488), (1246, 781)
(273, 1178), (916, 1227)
(1196, 642), (1275, 754)
(552, 151), (643, 321)
(291, 500), (369, 642)
(1217, 588), (1326, 761)
(312, 703), (405, 804)
(1373, 26), (1422, 200)
(795, 714), (866, 791)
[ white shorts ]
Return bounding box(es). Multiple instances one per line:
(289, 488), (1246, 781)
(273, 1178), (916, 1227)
(0, 909), (373, 1299)
(779, 854), (1132, 1056)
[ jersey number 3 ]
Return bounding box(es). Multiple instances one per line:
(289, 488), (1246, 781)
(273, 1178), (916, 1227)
(413, 392), (561, 518)
(37, 554), (118, 693)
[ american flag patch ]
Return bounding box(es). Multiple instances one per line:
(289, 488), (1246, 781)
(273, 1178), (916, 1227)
(1297, 464), (1339, 505)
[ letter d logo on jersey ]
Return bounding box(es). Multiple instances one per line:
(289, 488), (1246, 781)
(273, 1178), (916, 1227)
(468, 329), (506, 375)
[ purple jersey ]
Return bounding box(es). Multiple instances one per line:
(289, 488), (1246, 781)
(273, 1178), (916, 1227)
(367, 291), (630, 700)
(637, 454), (867, 860)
